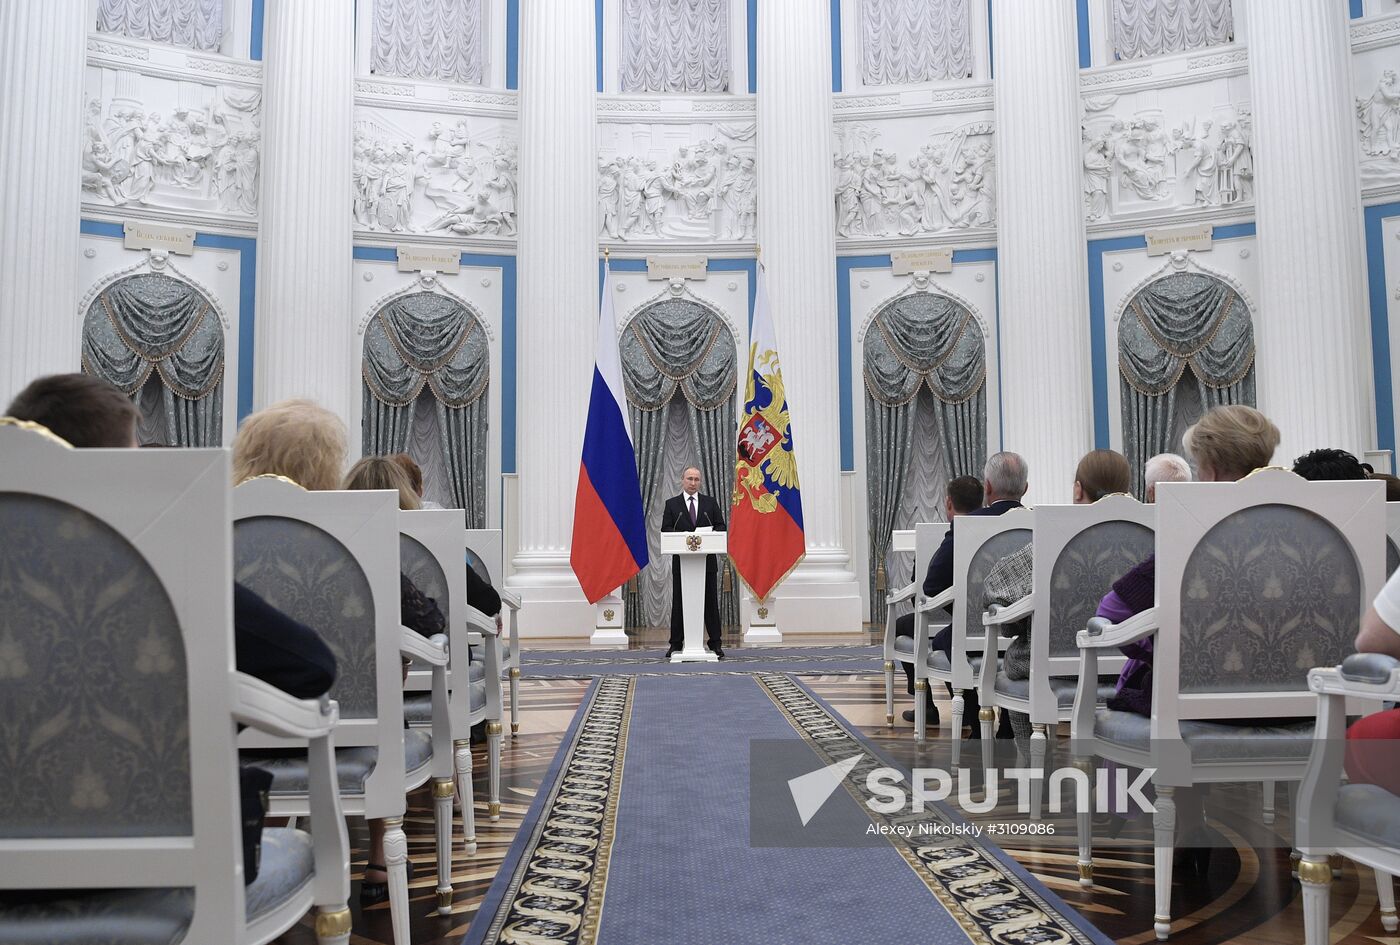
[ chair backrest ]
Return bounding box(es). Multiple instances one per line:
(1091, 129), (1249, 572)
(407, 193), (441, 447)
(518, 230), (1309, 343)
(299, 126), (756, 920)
(401, 509), (474, 727)
(0, 422), (242, 934)
(233, 479), (405, 809)
(913, 522), (949, 599)
(464, 527), (503, 586)
(1386, 501), (1400, 578)
(1033, 496), (1156, 665)
(1154, 471), (1384, 726)
(950, 507), (1033, 684)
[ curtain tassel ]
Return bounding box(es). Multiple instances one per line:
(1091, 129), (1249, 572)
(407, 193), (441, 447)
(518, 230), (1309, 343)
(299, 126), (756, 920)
(875, 562), (886, 593)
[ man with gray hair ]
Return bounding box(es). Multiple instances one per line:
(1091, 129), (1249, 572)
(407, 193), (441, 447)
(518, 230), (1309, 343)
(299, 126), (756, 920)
(1143, 452), (1191, 502)
(895, 451), (1028, 729)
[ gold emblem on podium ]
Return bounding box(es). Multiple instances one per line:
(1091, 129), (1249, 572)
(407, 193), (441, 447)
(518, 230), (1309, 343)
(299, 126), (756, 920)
(602, 609), (615, 621)
(686, 534), (702, 552)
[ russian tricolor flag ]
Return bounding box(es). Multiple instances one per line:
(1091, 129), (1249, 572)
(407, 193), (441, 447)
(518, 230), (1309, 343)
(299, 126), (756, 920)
(570, 263), (649, 604)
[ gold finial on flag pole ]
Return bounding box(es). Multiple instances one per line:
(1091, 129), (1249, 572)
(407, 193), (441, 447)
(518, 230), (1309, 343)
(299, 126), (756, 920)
(603, 246), (610, 260)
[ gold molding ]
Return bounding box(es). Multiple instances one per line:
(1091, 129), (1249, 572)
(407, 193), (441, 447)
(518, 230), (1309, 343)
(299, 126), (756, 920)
(486, 720), (503, 736)
(1296, 858), (1333, 885)
(977, 708), (995, 722)
(432, 777), (455, 798)
(1078, 862), (1093, 882)
(488, 801), (501, 818)
(315, 907), (352, 937)
(437, 889), (454, 910)
(0, 417), (74, 449)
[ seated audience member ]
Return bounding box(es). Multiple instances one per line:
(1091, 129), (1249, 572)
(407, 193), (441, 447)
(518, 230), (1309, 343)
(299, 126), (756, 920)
(1095, 404), (1281, 716)
(1372, 472), (1400, 502)
(986, 449), (1131, 743)
(893, 475), (983, 723)
(6, 374), (337, 883)
(1348, 568), (1400, 795)
(342, 456), (449, 639)
(1293, 447), (1369, 481)
(1143, 452), (1191, 502)
(233, 408), (421, 905)
(392, 452), (445, 510)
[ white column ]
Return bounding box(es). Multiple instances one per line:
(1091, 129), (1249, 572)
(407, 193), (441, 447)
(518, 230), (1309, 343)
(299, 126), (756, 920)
(992, 0), (1095, 504)
(0, 3), (86, 406)
(1245, 0), (1373, 463)
(756, 0), (862, 633)
(506, 0), (598, 635)
(253, 0), (355, 430)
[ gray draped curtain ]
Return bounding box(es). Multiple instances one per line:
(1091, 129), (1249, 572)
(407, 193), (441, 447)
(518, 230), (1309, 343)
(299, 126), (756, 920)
(81, 272), (224, 447)
(1118, 271), (1255, 497)
(863, 292), (987, 621)
(362, 291), (490, 525)
(619, 297), (739, 631)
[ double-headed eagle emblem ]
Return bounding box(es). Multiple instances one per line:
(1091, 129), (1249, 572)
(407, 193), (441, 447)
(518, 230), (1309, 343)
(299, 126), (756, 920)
(733, 345), (799, 514)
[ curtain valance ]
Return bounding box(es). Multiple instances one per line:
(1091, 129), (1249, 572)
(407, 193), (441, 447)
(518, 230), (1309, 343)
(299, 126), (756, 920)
(1118, 271), (1254, 396)
(863, 292), (985, 406)
(362, 292), (489, 408)
(621, 298), (737, 411)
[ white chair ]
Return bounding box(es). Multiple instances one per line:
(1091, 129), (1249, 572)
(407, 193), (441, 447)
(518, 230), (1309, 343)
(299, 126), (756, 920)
(401, 509), (504, 847)
(1069, 470), (1384, 940)
(883, 523), (947, 727)
(1296, 653), (1400, 943)
(1386, 501), (1400, 577)
(465, 528), (514, 756)
(0, 422), (351, 943)
(234, 478), (450, 944)
(915, 508), (1034, 757)
(978, 496), (1154, 815)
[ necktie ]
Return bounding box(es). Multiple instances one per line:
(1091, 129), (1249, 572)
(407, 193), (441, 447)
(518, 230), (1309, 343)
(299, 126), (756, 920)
(688, 495), (697, 526)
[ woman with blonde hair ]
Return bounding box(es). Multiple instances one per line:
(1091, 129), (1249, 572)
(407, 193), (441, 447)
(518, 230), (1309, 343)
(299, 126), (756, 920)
(231, 399), (347, 490)
(343, 455), (421, 511)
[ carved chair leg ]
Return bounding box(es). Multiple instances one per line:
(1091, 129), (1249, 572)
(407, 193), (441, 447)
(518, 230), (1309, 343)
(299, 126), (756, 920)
(914, 678), (928, 745)
(883, 660), (895, 727)
(455, 738), (478, 856)
(1261, 779), (1276, 825)
(432, 777), (455, 915)
(950, 692), (965, 769)
(487, 720), (503, 821)
(1153, 786), (1176, 941)
(1029, 724), (1048, 822)
(1074, 757), (1094, 888)
(1298, 855), (1333, 945)
(383, 818), (412, 945)
(1377, 867), (1398, 932)
(509, 666), (521, 736)
(979, 707), (994, 771)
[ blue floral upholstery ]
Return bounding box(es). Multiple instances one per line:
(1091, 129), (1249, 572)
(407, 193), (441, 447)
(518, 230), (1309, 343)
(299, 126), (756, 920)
(400, 535), (449, 626)
(244, 729), (433, 795)
(1387, 537), (1398, 579)
(0, 888), (194, 945)
(235, 517), (378, 719)
(405, 682), (485, 724)
(1093, 708), (1314, 761)
(244, 827), (314, 922)
(1046, 521), (1154, 658)
(0, 494), (190, 839)
(1178, 505), (1361, 694)
(470, 643), (512, 663)
(1335, 782), (1400, 847)
(964, 529), (1031, 644)
(994, 671), (1117, 708)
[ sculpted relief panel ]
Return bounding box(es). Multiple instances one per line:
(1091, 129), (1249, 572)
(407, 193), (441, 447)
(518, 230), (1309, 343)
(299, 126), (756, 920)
(598, 124), (756, 242)
(353, 112), (517, 237)
(82, 69), (261, 218)
(832, 119), (995, 240)
(1358, 69), (1400, 189)
(1081, 90), (1252, 223)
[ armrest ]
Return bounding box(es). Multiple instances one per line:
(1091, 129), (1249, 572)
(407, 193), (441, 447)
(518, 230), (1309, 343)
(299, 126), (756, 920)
(983, 594), (1033, 626)
(1310, 654), (1400, 699)
(232, 673), (339, 738)
(917, 587), (954, 613)
(885, 581), (916, 606)
(499, 588), (522, 611)
(466, 631), (484, 645)
(1076, 607), (1158, 650)
(400, 628), (450, 666)
(465, 605), (499, 636)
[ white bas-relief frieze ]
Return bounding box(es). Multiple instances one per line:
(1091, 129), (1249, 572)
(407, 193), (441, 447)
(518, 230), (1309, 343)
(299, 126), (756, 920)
(1082, 99), (1251, 222)
(1358, 70), (1400, 189)
(353, 114), (517, 237)
(832, 121), (994, 239)
(598, 127), (756, 241)
(82, 85), (261, 216)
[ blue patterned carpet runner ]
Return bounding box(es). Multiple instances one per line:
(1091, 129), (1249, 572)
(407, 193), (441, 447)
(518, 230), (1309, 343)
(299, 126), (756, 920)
(466, 673), (1113, 945)
(520, 645), (882, 677)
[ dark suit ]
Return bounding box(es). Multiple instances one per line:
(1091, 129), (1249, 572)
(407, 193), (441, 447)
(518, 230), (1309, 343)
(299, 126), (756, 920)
(895, 499), (1023, 726)
(661, 491), (726, 649)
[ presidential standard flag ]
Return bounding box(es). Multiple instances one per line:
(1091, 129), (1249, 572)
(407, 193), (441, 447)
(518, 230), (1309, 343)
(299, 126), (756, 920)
(570, 264), (649, 603)
(729, 264), (805, 600)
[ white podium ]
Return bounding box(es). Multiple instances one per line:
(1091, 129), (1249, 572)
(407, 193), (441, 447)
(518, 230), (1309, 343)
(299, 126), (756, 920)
(661, 530), (725, 662)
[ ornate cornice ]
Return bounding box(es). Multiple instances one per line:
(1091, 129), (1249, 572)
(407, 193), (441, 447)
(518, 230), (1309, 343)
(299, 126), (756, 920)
(87, 37), (150, 61)
(1351, 14), (1400, 52)
(356, 79), (417, 99)
(184, 54), (261, 80)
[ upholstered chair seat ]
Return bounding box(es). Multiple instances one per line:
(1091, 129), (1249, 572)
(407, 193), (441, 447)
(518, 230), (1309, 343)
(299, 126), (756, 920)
(0, 888), (195, 945)
(244, 828), (316, 922)
(929, 650), (982, 675)
(404, 681), (486, 726)
(1334, 783), (1400, 848)
(1092, 708), (1314, 762)
(244, 730), (434, 796)
(996, 671), (1117, 708)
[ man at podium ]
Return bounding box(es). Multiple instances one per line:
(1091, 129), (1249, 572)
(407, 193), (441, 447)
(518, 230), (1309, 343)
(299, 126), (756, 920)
(661, 466), (726, 659)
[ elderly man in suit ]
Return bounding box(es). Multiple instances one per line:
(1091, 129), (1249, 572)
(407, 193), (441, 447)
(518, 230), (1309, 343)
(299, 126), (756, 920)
(660, 466), (726, 659)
